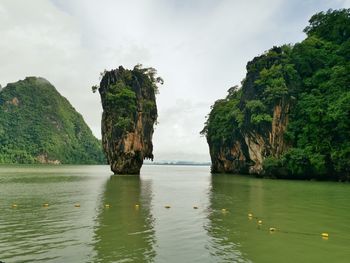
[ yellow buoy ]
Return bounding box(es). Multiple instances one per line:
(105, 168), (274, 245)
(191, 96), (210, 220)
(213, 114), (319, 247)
(193, 206), (198, 209)
(269, 227), (276, 232)
(248, 213), (253, 218)
(165, 205), (171, 209)
(43, 203), (49, 207)
(258, 220), (263, 225)
(221, 208), (227, 213)
(321, 233), (329, 238)
(74, 203), (80, 208)
(135, 204), (140, 208)
(105, 204), (110, 208)
(12, 204), (17, 208)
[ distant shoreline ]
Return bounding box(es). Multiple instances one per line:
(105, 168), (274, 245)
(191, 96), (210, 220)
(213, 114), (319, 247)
(0, 163), (211, 166)
(144, 162), (211, 166)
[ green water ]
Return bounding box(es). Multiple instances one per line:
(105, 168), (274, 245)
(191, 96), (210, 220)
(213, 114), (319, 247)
(0, 165), (349, 262)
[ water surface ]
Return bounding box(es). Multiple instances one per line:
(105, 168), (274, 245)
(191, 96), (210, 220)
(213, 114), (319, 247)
(0, 165), (349, 262)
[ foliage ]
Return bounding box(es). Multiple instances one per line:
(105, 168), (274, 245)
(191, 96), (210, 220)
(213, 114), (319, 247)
(106, 81), (137, 114)
(262, 156), (283, 177)
(0, 77), (106, 164)
(93, 64), (163, 95)
(203, 9), (350, 180)
(97, 65), (161, 136)
(133, 64), (164, 94)
(256, 64), (289, 104)
(304, 9), (350, 44)
(201, 89), (243, 151)
(245, 100), (272, 125)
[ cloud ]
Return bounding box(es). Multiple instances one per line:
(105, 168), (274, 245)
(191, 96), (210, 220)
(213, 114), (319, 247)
(153, 99), (210, 161)
(1, 0), (348, 161)
(0, 0), (103, 137)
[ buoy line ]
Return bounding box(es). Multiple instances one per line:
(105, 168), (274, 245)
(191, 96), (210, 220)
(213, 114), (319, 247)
(249, 214), (331, 239)
(5, 203), (342, 240)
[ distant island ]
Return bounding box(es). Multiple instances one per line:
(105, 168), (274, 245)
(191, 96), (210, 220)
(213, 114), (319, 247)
(0, 77), (105, 164)
(202, 9), (350, 180)
(144, 160), (211, 166)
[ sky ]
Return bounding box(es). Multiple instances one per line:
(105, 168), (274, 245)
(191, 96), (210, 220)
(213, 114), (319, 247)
(0, 0), (349, 162)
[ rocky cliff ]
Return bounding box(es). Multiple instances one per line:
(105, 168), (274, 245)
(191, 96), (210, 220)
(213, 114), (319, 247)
(208, 96), (291, 175)
(203, 9), (350, 180)
(96, 65), (161, 174)
(0, 77), (105, 164)
(204, 47), (294, 175)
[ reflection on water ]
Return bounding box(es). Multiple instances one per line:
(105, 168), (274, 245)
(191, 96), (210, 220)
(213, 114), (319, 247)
(0, 166), (350, 262)
(0, 165), (110, 262)
(208, 174), (350, 263)
(206, 174), (252, 263)
(92, 176), (155, 262)
(143, 166), (212, 262)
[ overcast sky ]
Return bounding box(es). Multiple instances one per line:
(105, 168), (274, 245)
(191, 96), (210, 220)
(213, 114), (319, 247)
(1, 0), (349, 162)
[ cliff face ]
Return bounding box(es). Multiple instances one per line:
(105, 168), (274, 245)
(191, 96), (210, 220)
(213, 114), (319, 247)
(206, 47), (294, 175)
(203, 9), (350, 180)
(244, 98), (291, 174)
(97, 65), (160, 174)
(208, 62), (292, 174)
(0, 77), (105, 164)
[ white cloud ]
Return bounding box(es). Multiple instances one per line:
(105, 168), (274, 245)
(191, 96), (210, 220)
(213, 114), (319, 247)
(1, 0), (347, 161)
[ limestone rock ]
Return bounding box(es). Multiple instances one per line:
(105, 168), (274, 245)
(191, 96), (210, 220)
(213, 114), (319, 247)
(97, 65), (161, 174)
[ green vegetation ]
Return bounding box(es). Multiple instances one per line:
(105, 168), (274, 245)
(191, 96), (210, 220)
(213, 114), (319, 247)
(0, 77), (105, 164)
(201, 86), (243, 149)
(105, 81), (138, 136)
(202, 9), (350, 180)
(95, 64), (161, 137)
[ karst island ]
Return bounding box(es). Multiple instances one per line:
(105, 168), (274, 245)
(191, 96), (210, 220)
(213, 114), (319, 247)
(93, 65), (163, 174)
